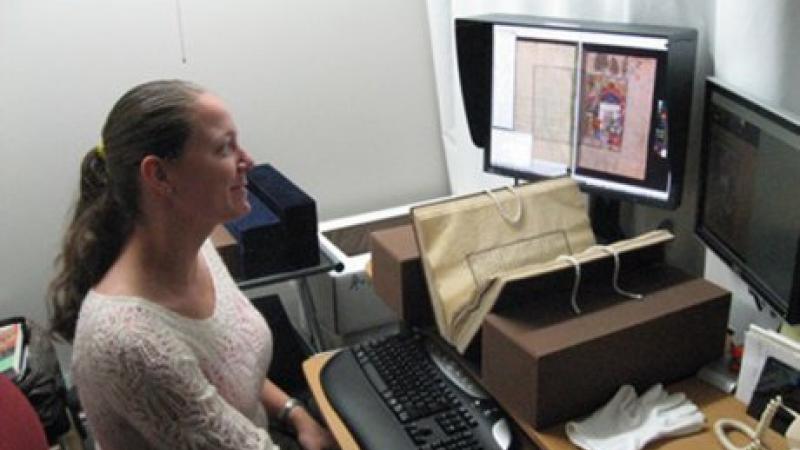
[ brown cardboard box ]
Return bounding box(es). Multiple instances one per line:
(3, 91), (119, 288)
(481, 264), (731, 430)
(370, 224), (435, 327)
(368, 222), (731, 431)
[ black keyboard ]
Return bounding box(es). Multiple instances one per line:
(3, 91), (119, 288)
(320, 329), (512, 450)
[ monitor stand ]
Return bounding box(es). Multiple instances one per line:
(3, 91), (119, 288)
(589, 195), (626, 244)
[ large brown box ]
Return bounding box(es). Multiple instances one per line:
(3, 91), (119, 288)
(482, 263), (731, 430)
(369, 224), (435, 327)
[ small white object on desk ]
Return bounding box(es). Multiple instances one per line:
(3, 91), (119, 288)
(697, 357), (738, 393)
(565, 384), (705, 450)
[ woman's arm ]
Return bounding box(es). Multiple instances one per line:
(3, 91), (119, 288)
(260, 379), (338, 450)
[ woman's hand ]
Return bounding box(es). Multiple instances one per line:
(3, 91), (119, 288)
(260, 380), (338, 449)
(290, 407), (339, 450)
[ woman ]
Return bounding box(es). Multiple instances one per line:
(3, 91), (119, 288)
(48, 80), (337, 450)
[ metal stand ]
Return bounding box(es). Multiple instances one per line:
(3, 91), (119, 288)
(238, 244), (343, 353)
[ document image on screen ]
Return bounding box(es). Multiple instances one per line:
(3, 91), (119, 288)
(513, 39), (577, 168)
(577, 51), (656, 180)
(491, 36), (578, 176)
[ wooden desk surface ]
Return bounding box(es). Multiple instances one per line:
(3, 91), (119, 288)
(303, 352), (360, 450)
(304, 353), (787, 450)
(528, 377), (787, 450)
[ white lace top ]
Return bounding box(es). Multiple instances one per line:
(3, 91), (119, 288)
(72, 241), (278, 450)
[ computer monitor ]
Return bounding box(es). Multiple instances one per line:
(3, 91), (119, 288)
(696, 77), (800, 324)
(456, 14), (697, 216)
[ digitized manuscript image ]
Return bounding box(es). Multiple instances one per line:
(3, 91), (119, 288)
(577, 51), (657, 180)
(513, 39), (577, 167)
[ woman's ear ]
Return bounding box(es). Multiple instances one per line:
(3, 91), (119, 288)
(140, 155), (173, 196)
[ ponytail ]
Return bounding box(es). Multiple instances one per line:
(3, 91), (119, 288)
(48, 146), (133, 341)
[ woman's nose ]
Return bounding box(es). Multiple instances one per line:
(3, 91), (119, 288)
(238, 147), (255, 171)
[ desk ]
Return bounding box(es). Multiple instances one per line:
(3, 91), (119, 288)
(303, 352), (360, 450)
(527, 377), (787, 450)
(304, 351), (787, 450)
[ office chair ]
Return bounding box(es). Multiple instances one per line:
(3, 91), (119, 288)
(0, 374), (49, 450)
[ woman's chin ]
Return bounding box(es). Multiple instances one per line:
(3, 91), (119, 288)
(224, 201), (252, 222)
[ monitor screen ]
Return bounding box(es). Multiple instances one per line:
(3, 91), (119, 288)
(455, 14), (697, 209)
(696, 77), (800, 323)
(487, 25), (672, 201)
(468, 17), (694, 210)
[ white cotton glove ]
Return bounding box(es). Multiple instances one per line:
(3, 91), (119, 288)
(633, 384), (706, 445)
(565, 384), (705, 450)
(565, 385), (643, 450)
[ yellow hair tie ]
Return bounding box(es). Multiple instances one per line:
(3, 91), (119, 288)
(96, 139), (107, 160)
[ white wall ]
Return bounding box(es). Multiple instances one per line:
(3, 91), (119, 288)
(0, 1), (448, 328)
(714, 0), (800, 113)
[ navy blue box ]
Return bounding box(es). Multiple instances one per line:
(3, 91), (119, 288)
(247, 164), (319, 271)
(224, 191), (286, 277)
(225, 164), (319, 278)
